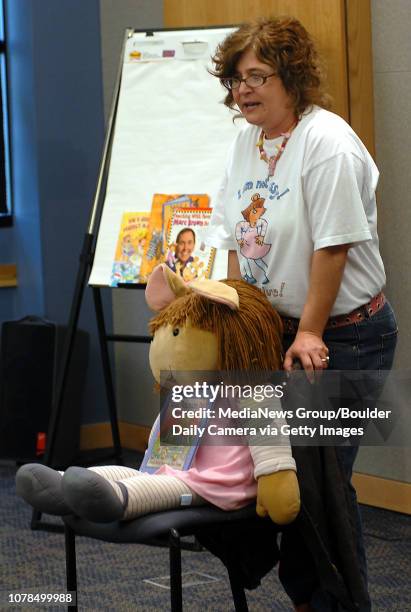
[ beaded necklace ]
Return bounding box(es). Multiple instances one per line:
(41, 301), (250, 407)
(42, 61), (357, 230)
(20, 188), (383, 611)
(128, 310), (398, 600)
(257, 120), (298, 178)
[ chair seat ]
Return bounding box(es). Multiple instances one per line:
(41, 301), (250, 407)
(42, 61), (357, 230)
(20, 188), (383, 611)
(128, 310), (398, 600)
(63, 503), (262, 545)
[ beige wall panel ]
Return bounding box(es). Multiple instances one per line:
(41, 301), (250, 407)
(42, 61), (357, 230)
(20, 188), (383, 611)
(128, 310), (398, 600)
(352, 472), (411, 515)
(164, 0), (349, 120)
(345, 0), (375, 156)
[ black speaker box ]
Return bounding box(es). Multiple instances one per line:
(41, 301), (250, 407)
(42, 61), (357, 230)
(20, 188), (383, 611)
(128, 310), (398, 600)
(0, 316), (89, 468)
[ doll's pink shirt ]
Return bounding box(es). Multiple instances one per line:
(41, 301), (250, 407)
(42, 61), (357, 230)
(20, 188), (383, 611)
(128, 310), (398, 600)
(155, 444), (257, 510)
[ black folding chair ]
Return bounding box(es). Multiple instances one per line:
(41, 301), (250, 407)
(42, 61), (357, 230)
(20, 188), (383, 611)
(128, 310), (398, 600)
(63, 504), (279, 611)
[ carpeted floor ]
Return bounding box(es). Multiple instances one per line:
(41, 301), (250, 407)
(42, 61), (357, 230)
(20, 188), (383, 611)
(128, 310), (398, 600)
(0, 463), (410, 611)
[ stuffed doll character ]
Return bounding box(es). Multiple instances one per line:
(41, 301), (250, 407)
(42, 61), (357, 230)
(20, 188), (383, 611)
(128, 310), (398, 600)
(16, 265), (300, 525)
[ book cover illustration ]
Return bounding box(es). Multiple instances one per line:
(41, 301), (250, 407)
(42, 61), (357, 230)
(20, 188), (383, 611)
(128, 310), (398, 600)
(162, 194), (210, 254)
(110, 212), (150, 286)
(140, 398), (209, 473)
(165, 208), (216, 282)
(139, 193), (210, 283)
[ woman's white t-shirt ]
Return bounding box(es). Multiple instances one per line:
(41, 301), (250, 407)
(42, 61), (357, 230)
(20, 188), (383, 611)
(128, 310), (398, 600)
(206, 107), (386, 318)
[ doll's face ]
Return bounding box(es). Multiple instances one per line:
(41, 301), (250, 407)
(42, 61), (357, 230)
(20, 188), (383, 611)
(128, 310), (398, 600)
(149, 320), (218, 386)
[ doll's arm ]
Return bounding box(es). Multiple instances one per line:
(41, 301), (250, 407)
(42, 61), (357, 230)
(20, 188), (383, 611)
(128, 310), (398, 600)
(245, 395), (300, 524)
(250, 445), (300, 524)
(255, 470), (300, 525)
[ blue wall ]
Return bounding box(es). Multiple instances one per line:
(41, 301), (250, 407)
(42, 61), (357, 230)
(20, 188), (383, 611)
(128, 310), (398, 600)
(1, 0), (110, 424)
(0, 0), (44, 320)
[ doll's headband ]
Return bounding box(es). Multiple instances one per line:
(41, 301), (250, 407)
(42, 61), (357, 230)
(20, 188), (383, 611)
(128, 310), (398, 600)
(145, 264), (239, 311)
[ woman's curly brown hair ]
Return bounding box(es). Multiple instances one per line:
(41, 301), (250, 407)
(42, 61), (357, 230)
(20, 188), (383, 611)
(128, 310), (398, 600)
(211, 16), (331, 117)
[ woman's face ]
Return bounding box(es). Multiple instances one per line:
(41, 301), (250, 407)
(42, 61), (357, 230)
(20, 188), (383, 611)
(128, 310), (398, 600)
(232, 48), (295, 138)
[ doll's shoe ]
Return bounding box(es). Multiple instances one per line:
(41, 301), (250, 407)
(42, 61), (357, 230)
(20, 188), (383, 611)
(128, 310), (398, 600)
(62, 467), (126, 523)
(15, 464), (72, 516)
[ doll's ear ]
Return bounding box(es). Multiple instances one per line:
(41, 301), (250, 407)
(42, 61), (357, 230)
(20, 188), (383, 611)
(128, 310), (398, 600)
(145, 264), (189, 311)
(189, 279), (239, 310)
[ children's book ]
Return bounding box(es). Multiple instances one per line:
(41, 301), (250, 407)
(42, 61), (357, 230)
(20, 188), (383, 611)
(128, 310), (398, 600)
(164, 208), (216, 281)
(162, 194), (209, 254)
(140, 397), (209, 473)
(110, 212), (150, 286)
(139, 193), (210, 283)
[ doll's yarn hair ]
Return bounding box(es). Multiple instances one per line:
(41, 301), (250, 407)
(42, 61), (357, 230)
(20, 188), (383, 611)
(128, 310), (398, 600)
(149, 279), (283, 372)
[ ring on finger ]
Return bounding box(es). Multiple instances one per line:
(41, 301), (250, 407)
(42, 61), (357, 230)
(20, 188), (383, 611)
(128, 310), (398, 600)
(321, 356), (330, 363)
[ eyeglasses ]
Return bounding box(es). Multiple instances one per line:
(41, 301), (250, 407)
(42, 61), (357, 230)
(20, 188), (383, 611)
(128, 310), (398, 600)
(221, 73), (276, 90)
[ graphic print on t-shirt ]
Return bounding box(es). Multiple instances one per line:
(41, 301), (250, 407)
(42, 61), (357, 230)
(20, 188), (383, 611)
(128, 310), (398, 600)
(235, 193), (271, 285)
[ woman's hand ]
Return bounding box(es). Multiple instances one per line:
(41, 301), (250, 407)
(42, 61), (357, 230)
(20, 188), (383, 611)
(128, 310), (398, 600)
(283, 330), (329, 377)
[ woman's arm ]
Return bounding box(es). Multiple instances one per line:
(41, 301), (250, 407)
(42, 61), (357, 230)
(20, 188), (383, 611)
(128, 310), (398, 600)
(283, 244), (349, 373)
(228, 249), (242, 279)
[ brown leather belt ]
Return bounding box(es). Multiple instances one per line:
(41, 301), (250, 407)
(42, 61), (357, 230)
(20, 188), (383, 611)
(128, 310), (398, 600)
(281, 291), (386, 335)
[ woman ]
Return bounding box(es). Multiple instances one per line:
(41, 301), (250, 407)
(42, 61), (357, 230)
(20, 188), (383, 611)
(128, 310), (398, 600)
(206, 16), (398, 612)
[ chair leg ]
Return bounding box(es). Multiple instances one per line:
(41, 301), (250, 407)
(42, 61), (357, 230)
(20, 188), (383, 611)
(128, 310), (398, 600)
(169, 528), (183, 612)
(227, 565), (249, 612)
(64, 524), (78, 611)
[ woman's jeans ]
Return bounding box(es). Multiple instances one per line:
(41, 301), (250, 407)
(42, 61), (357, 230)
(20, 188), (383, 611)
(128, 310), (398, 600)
(280, 301), (398, 610)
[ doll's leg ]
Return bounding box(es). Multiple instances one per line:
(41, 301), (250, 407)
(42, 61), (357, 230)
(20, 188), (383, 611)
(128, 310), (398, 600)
(16, 464), (69, 515)
(88, 465), (141, 481)
(120, 472), (205, 520)
(15, 464), (140, 516)
(62, 467), (204, 523)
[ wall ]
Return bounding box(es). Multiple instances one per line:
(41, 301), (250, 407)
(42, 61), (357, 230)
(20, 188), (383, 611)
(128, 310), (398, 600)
(1, 0), (107, 425)
(354, 0), (411, 484)
(371, 0), (411, 369)
(0, 0), (44, 321)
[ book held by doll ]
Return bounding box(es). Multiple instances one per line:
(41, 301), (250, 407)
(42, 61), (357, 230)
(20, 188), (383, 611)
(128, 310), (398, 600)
(140, 397), (209, 473)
